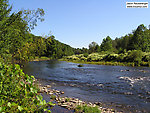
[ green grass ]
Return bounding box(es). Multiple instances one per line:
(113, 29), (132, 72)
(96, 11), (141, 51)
(33, 56), (51, 61)
(65, 98), (70, 102)
(61, 58), (150, 67)
(61, 59), (128, 66)
(50, 95), (56, 100)
(75, 105), (101, 113)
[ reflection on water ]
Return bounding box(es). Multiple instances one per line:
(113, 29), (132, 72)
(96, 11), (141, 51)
(23, 60), (150, 113)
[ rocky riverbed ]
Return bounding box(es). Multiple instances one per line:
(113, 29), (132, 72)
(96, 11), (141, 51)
(37, 80), (123, 113)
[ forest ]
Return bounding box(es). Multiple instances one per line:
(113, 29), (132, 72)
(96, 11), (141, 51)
(74, 24), (150, 54)
(65, 24), (150, 67)
(1, 0), (150, 66)
(1, 0), (150, 112)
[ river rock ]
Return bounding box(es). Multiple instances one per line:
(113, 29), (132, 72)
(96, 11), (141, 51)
(49, 92), (53, 95)
(61, 91), (64, 94)
(45, 85), (51, 88)
(88, 102), (93, 106)
(44, 88), (48, 93)
(124, 92), (133, 95)
(94, 102), (102, 106)
(61, 104), (68, 108)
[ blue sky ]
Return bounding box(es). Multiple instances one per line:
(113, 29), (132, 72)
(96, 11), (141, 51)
(9, 0), (150, 48)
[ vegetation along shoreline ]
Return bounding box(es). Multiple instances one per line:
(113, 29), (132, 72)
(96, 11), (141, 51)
(37, 79), (123, 113)
(61, 50), (150, 67)
(1, 0), (150, 112)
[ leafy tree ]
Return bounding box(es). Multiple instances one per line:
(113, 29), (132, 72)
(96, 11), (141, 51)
(45, 35), (57, 58)
(34, 36), (46, 57)
(89, 41), (99, 53)
(100, 36), (113, 52)
(128, 24), (149, 51)
(22, 8), (45, 31)
(0, 0), (45, 63)
(125, 50), (143, 65)
(74, 48), (82, 54)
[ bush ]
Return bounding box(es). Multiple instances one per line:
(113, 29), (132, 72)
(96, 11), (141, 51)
(126, 50), (143, 66)
(142, 54), (150, 62)
(75, 105), (101, 113)
(83, 53), (89, 57)
(87, 53), (104, 61)
(0, 63), (54, 112)
(103, 54), (118, 61)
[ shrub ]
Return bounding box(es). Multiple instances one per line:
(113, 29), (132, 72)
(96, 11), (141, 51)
(80, 57), (87, 61)
(125, 50), (143, 65)
(103, 54), (118, 61)
(83, 53), (89, 57)
(0, 63), (54, 112)
(87, 53), (104, 61)
(75, 105), (101, 113)
(50, 95), (56, 100)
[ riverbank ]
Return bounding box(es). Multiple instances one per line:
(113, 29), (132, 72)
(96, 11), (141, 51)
(60, 58), (150, 67)
(23, 60), (150, 113)
(59, 59), (135, 67)
(32, 56), (51, 61)
(61, 51), (150, 67)
(36, 79), (122, 113)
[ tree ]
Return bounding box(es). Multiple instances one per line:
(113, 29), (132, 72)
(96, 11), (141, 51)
(34, 36), (46, 57)
(0, 0), (45, 63)
(100, 36), (113, 52)
(22, 8), (45, 31)
(128, 24), (148, 51)
(89, 42), (99, 53)
(45, 36), (57, 58)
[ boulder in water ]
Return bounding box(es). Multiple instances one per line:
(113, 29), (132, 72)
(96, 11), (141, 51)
(78, 64), (83, 67)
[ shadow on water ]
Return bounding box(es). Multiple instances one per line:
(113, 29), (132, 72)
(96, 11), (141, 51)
(23, 60), (150, 113)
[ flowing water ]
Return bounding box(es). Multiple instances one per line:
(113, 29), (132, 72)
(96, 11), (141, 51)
(23, 60), (150, 113)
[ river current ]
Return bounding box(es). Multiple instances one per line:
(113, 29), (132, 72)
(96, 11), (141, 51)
(23, 60), (150, 113)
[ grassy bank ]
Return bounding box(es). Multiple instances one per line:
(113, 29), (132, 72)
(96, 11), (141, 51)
(32, 56), (51, 61)
(60, 59), (137, 67)
(61, 51), (150, 67)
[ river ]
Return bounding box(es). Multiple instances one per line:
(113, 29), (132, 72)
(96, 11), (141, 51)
(23, 60), (150, 113)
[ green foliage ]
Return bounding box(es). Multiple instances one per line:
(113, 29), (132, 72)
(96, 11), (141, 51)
(63, 50), (150, 67)
(0, 0), (46, 63)
(50, 95), (56, 100)
(83, 53), (89, 57)
(87, 53), (105, 61)
(0, 0), (75, 64)
(75, 105), (101, 113)
(65, 98), (70, 102)
(22, 8), (45, 30)
(103, 54), (118, 61)
(89, 42), (100, 53)
(124, 50), (143, 66)
(142, 52), (150, 62)
(100, 36), (113, 52)
(0, 63), (53, 112)
(112, 24), (150, 53)
(45, 36), (74, 59)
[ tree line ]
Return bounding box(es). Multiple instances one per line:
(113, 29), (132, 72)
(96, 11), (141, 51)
(76, 24), (150, 54)
(0, 0), (74, 64)
(1, 0), (150, 64)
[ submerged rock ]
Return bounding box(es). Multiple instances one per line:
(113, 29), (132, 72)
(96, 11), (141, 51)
(77, 64), (83, 67)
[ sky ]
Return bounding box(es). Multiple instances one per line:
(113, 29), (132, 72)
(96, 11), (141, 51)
(9, 0), (150, 48)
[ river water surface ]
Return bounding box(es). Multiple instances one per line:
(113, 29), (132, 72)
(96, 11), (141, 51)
(23, 60), (150, 113)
